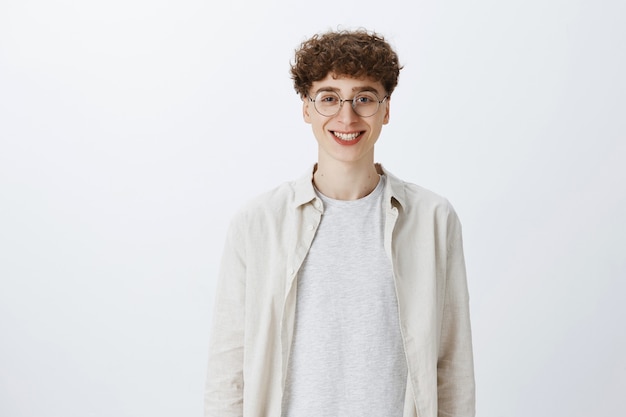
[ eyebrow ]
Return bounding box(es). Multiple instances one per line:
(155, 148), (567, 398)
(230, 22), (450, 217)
(313, 85), (382, 96)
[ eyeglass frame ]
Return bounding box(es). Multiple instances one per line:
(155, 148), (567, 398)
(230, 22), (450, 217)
(307, 90), (389, 118)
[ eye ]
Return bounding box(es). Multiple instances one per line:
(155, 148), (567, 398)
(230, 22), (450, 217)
(354, 93), (377, 104)
(319, 94), (339, 103)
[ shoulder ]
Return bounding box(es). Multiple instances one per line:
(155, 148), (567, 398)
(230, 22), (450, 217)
(229, 177), (305, 229)
(402, 181), (452, 209)
(244, 181), (296, 211)
(383, 168), (465, 246)
(383, 167), (457, 219)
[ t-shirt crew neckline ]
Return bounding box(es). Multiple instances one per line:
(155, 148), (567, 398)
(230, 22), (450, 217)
(314, 174), (385, 207)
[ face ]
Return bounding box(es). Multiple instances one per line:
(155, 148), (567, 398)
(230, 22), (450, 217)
(303, 74), (390, 167)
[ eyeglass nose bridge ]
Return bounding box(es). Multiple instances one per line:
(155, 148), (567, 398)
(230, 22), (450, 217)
(336, 97), (360, 115)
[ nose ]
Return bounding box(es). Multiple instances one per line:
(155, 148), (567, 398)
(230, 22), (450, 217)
(336, 100), (360, 123)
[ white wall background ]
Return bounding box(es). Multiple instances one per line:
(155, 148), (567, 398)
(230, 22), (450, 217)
(1, 0), (624, 416)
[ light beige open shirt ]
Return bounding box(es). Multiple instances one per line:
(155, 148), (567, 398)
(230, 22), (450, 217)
(205, 165), (475, 417)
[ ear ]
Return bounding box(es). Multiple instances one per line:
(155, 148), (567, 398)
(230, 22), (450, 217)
(382, 97), (390, 125)
(302, 97), (312, 124)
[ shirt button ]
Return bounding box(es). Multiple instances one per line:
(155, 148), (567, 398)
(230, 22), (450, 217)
(308, 225), (315, 231)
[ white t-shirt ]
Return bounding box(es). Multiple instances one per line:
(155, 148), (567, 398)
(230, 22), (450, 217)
(282, 175), (408, 417)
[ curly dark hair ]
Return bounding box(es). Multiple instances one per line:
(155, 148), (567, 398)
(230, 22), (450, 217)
(290, 29), (402, 98)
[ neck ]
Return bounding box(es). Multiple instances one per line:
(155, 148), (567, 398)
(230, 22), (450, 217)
(313, 160), (380, 200)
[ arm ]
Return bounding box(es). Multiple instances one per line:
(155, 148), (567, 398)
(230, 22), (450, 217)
(204, 217), (246, 417)
(437, 206), (475, 417)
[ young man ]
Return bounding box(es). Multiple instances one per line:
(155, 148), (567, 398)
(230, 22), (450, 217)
(205, 29), (475, 417)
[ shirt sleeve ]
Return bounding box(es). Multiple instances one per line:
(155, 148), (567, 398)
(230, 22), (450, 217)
(437, 205), (476, 417)
(204, 215), (247, 417)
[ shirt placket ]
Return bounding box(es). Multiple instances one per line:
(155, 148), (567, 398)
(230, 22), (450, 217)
(280, 198), (323, 391)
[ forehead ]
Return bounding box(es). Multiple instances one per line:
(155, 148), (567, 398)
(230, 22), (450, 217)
(310, 73), (385, 95)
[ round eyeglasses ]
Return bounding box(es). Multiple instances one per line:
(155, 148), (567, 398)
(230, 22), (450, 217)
(308, 90), (388, 118)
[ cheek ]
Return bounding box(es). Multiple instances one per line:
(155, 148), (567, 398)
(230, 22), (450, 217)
(309, 114), (328, 131)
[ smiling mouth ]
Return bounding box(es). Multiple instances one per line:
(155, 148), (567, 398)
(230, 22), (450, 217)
(332, 131), (363, 142)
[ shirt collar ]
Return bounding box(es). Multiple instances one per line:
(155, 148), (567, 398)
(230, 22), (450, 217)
(293, 165), (318, 208)
(292, 163), (406, 210)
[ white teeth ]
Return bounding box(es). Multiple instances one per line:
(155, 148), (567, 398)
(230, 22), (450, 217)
(333, 131), (360, 141)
